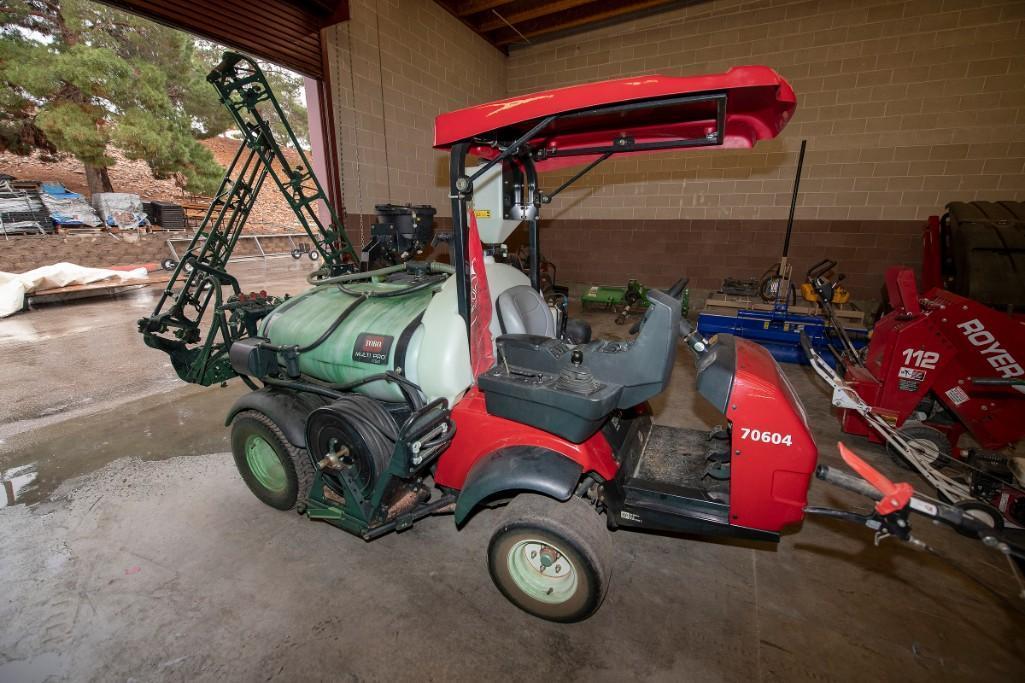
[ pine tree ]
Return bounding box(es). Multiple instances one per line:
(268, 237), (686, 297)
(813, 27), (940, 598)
(0, 0), (308, 196)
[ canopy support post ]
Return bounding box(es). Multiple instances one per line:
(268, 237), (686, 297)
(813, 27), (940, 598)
(449, 142), (471, 338)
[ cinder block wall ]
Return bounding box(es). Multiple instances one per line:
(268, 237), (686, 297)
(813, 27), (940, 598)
(0, 235), (171, 273)
(505, 0), (1025, 297)
(322, 0), (1025, 299)
(322, 0), (506, 240)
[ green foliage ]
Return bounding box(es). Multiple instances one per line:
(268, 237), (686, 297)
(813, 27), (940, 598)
(0, 0), (309, 194)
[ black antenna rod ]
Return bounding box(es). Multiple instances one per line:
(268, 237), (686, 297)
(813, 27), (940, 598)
(781, 139), (807, 258)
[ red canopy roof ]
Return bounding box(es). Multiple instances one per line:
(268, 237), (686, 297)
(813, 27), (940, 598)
(434, 66), (796, 170)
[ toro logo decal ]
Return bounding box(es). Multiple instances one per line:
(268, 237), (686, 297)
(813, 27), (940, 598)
(352, 333), (394, 365)
(957, 319), (1023, 379)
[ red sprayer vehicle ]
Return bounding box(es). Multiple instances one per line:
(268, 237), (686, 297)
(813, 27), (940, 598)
(803, 265), (1025, 526)
(143, 55), (1025, 622)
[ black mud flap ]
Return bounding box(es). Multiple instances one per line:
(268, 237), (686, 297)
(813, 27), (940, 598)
(225, 387), (330, 448)
(453, 447), (584, 526)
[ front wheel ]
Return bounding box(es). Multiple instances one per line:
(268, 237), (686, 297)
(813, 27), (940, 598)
(487, 494), (612, 622)
(886, 423), (951, 470)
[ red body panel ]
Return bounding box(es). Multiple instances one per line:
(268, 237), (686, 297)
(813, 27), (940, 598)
(433, 66), (796, 169)
(727, 339), (818, 531)
(434, 388), (619, 490)
(842, 268), (1025, 450)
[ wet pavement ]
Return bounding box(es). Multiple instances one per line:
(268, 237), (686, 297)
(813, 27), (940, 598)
(0, 258), (313, 505)
(1, 258), (1023, 681)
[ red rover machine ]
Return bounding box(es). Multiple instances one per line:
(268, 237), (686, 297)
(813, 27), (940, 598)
(804, 265), (1025, 526)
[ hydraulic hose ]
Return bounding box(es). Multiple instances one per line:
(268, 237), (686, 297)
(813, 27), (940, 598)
(294, 296), (365, 353)
(337, 274), (447, 299)
(307, 261), (455, 286)
(259, 295), (366, 356)
(308, 263), (406, 286)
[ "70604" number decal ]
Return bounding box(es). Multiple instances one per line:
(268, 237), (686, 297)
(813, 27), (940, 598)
(739, 428), (793, 446)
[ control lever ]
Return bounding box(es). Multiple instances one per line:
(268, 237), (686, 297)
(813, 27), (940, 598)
(666, 277), (689, 299)
(679, 319), (708, 356)
(629, 277), (689, 334)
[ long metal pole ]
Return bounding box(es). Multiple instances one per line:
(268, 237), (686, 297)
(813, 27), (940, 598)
(781, 139), (808, 258)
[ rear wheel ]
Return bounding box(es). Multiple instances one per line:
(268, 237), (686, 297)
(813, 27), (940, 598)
(230, 410), (314, 510)
(487, 494), (612, 622)
(886, 423), (951, 470)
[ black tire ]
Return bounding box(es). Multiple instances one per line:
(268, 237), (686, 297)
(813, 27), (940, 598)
(886, 423), (952, 470)
(161, 258), (177, 271)
(291, 248), (303, 260)
(954, 500), (1005, 537)
(487, 494), (612, 622)
(308, 250), (320, 261)
(230, 410), (314, 511)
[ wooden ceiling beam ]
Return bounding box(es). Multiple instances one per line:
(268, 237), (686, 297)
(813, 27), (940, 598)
(476, 0), (596, 33)
(492, 0), (679, 47)
(454, 0), (516, 17)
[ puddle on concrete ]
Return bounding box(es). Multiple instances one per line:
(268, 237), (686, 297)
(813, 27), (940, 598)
(0, 382), (247, 507)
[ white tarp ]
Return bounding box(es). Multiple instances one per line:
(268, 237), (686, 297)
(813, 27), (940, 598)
(91, 193), (148, 229)
(0, 262), (148, 317)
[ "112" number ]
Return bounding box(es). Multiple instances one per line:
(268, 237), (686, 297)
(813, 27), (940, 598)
(902, 348), (939, 369)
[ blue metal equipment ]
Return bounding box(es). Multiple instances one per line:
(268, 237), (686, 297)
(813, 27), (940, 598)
(697, 141), (868, 368)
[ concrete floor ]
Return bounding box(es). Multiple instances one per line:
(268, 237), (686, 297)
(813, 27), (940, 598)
(1, 258), (1023, 682)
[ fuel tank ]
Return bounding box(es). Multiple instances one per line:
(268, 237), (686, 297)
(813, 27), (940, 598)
(259, 262), (530, 404)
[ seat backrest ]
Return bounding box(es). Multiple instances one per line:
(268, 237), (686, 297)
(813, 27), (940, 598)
(496, 285), (556, 338)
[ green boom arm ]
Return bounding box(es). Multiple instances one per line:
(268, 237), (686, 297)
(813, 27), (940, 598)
(138, 51), (356, 386)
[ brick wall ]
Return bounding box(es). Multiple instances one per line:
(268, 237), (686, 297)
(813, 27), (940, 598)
(540, 218), (920, 298)
(322, 0), (506, 226)
(0, 235), (172, 273)
(505, 0), (1025, 298)
(507, 0), (1025, 223)
(322, 0), (1025, 299)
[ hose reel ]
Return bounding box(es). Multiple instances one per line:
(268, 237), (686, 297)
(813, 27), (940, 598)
(306, 395), (398, 498)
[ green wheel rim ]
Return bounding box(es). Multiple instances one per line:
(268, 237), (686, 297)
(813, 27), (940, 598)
(245, 434), (287, 492)
(507, 539), (578, 604)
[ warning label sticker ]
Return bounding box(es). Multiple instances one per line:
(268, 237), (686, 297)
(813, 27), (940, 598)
(898, 378), (920, 393)
(473, 209), (491, 218)
(945, 385), (970, 406)
(898, 367), (926, 381)
(352, 333), (394, 365)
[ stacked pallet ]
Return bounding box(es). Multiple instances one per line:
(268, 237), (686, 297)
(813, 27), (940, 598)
(37, 181), (102, 231)
(143, 201), (187, 230)
(0, 179), (53, 235)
